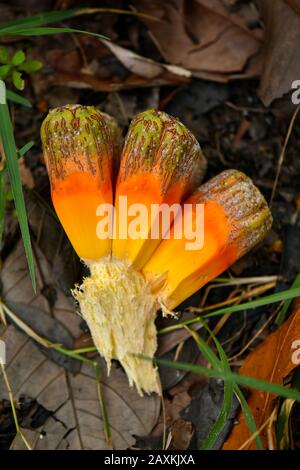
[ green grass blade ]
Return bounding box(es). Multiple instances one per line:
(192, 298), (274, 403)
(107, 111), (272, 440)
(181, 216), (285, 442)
(151, 357), (300, 402)
(197, 320), (263, 449)
(184, 326), (234, 449)
(0, 81), (35, 290)
(203, 288), (300, 319)
(95, 365), (113, 449)
(6, 89), (32, 108)
(0, 169), (6, 243)
(159, 288), (300, 335)
(275, 274), (300, 326)
(18, 141), (34, 157)
(203, 324), (234, 450)
(0, 7), (156, 35)
(201, 377), (234, 450)
(0, 10), (79, 33)
(185, 326), (220, 368)
(233, 386), (264, 449)
(188, 323), (261, 449)
(2, 27), (108, 39)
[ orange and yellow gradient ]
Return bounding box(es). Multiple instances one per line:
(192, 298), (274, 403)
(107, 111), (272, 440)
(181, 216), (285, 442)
(41, 104), (119, 262)
(112, 109), (207, 269)
(143, 170), (273, 309)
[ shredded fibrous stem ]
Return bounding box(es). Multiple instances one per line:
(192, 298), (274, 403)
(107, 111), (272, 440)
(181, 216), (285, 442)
(72, 258), (160, 395)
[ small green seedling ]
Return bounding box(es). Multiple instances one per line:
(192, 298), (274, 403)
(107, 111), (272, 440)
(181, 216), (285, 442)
(0, 46), (42, 90)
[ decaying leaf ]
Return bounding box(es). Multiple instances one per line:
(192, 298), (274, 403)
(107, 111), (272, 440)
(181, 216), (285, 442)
(1, 238), (81, 340)
(168, 418), (194, 450)
(258, 0), (300, 105)
(19, 157), (34, 189)
(135, 0), (263, 81)
(33, 69), (190, 93)
(181, 377), (241, 449)
(0, 324), (160, 449)
(223, 300), (300, 450)
(101, 40), (191, 80)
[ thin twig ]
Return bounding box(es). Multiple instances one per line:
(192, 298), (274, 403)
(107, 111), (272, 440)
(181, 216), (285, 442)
(270, 104), (300, 205)
(0, 302), (7, 326)
(200, 279), (269, 311)
(228, 308), (279, 362)
(238, 414), (272, 450)
(267, 406), (278, 450)
(225, 100), (268, 114)
(1, 300), (97, 365)
(0, 363), (32, 450)
(157, 377), (167, 450)
(189, 282), (276, 314)
(95, 364), (113, 450)
(1, 302), (49, 348)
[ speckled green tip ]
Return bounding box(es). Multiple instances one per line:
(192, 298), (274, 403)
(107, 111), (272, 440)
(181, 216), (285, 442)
(41, 104), (120, 185)
(120, 108), (207, 193)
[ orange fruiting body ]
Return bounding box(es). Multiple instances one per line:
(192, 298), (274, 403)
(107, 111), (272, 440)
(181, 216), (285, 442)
(41, 105), (120, 261)
(143, 170), (273, 309)
(41, 106), (272, 395)
(112, 109), (207, 270)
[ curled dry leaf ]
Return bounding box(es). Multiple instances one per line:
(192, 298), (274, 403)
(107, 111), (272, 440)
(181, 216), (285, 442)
(135, 0), (263, 81)
(101, 40), (192, 80)
(32, 37), (190, 95)
(258, 0), (300, 105)
(223, 300), (300, 450)
(168, 419), (194, 450)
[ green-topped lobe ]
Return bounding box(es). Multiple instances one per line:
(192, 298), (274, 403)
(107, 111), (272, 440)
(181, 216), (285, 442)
(40, 104), (119, 187)
(120, 108), (207, 194)
(101, 110), (122, 177)
(193, 169), (273, 257)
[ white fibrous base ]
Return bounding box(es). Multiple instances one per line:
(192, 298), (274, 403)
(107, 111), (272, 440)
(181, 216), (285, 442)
(73, 258), (160, 395)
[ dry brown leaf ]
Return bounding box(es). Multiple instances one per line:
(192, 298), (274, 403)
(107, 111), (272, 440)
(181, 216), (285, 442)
(32, 36), (189, 95)
(33, 69), (189, 94)
(258, 0), (300, 105)
(0, 324), (160, 449)
(223, 301), (300, 450)
(101, 40), (191, 79)
(1, 238), (81, 339)
(135, 0), (263, 81)
(168, 419), (194, 450)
